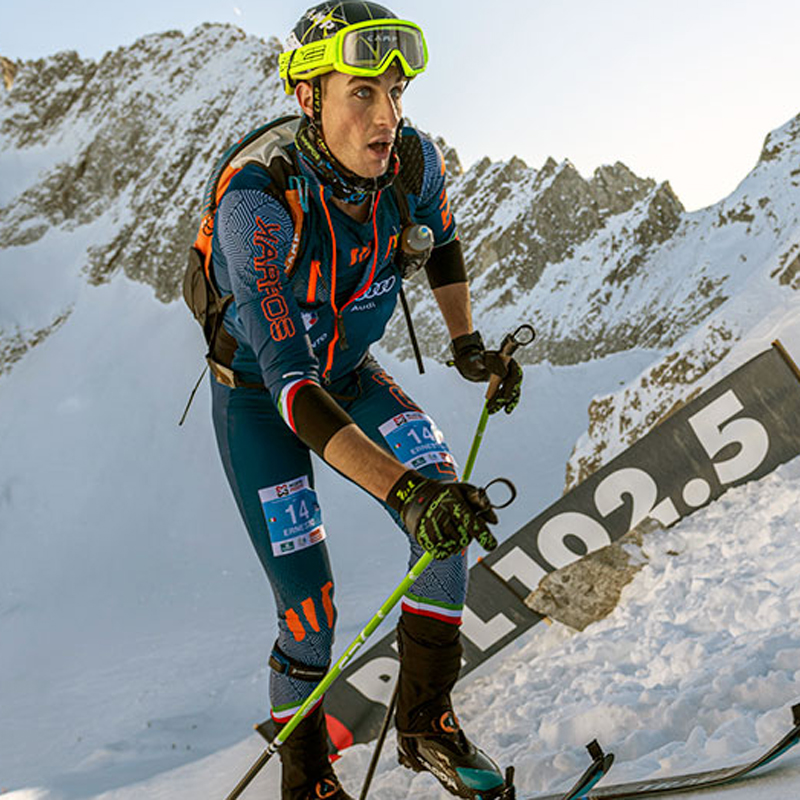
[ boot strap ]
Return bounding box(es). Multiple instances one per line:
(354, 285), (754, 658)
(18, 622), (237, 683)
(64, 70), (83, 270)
(269, 643), (330, 682)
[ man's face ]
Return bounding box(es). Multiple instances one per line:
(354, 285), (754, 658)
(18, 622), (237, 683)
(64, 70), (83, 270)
(314, 66), (406, 179)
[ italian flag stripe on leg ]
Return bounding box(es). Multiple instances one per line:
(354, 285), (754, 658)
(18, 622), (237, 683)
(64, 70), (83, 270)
(271, 696), (323, 724)
(402, 593), (463, 625)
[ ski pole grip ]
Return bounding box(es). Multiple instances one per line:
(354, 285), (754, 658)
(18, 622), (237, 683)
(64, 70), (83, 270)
(485, 323), (536, 400)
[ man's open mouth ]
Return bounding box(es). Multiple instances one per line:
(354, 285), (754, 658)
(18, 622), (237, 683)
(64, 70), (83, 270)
(368, 141), (392, 157)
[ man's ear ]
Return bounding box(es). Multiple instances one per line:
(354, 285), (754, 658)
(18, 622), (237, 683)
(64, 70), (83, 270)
(296, 81), (314, 118)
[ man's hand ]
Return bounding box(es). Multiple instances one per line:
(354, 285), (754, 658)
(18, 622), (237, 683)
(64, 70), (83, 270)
(386, 470), (498, 560)
(451, 331), (523, 415)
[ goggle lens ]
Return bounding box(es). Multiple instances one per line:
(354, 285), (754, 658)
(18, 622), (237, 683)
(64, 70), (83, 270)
(341, 26), (426, 73)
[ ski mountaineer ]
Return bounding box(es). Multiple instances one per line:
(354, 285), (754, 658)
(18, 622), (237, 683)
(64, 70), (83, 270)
(203, 3), (523, 798)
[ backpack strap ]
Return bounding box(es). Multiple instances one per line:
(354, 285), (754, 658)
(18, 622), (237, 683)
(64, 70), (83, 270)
(393, 135), (426, 376)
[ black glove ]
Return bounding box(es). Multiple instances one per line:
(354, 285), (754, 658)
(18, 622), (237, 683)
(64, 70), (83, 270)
(451, 331), (523, 415)
(387, 470), (498, 560)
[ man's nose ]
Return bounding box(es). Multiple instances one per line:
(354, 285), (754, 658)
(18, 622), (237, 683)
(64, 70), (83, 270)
(375, 90), (401, 129)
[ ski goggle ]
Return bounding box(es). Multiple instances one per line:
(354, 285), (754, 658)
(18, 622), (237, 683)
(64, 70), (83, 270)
(280, 20), (428, 94)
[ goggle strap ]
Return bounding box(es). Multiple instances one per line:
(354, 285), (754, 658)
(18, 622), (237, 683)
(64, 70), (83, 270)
(284, 49), (297, 89)
(312, 78), (323, 128)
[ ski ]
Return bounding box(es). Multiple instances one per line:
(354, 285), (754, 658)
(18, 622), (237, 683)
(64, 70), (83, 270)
(527, 703), (800, 799)
(524, 740), (615, 800)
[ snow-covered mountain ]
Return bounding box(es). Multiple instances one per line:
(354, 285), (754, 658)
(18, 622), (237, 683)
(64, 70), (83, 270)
(2, 23), (800, 800)
(386, 113), (800, 374)
(564, 117), (800, 489)
(0, 24), (293, 354)
(3, 23), (799, 422)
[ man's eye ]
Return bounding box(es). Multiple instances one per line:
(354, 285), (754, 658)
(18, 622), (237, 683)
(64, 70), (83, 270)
(355, 86), (371, 99)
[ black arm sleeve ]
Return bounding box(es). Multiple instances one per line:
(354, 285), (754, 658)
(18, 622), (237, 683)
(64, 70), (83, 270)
(424, 238), (468, 289)
(291, 382), (354, 457)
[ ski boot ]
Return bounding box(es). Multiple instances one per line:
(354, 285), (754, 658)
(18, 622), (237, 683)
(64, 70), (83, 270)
(277, 703), (354, 800)
(395, 613), (514, 799)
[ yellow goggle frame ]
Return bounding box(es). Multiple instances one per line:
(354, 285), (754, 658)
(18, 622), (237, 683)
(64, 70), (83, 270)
(279, 20), (428, 95)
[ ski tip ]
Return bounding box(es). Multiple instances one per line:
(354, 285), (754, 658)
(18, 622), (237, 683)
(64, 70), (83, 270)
(792, 703), (800, 727)
(502, 765), (516, 799)
(586, 739), (604, 761)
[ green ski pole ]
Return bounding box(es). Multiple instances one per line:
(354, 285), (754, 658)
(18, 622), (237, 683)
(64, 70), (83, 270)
(358, 322), (536, 800)
(224, 324), (535, 800)
(224, 551), (436, 800)
(462, 323), (535, 478)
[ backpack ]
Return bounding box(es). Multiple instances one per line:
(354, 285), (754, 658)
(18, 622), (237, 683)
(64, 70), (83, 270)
(180, 115), (426, 422)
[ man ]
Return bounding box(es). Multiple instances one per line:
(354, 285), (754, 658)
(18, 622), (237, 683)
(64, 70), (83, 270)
(205, 3), (522, 798)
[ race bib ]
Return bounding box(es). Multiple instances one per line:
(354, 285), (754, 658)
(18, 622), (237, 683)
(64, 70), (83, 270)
(379, 412), (457, 472)
(258, 476), (325, 558)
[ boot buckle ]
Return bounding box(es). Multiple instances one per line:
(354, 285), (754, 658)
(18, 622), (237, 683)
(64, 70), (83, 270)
(315, 777), (340, 798)
(438, 710), (460, 734)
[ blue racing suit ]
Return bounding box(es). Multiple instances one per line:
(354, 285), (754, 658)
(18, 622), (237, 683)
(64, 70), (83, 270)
(209, 121), (466, 724)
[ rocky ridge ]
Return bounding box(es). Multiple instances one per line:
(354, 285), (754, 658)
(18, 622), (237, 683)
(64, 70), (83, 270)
(0, 25), (712, 372)
(383, 154), (688, 364)
(0, 25), (294, 303)
(563, 113), (800, 489)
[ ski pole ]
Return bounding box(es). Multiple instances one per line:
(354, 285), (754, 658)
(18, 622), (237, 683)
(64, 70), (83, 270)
(358, 322), (536, 800)
(224, 553), (439, 799)
(462, 323), (536, 477)
(225, 325), (535, 800)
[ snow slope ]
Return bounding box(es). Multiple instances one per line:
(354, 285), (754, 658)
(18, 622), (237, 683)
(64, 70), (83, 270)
(0, 267), (661, 797)
(6, 389), (800, 799)
(1, 257), (799, 798)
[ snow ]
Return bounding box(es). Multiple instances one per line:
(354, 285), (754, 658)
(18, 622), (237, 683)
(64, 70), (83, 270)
(1, 263), (799, 798)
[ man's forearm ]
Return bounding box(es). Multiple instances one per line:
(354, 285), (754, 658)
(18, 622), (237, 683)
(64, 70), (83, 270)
(322, 423), (407, 501)
(432, 281), (473, 340)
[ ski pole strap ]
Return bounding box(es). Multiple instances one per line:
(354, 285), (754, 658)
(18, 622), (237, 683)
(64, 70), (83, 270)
(481, 477), (517, 509)
(485, 322), (535, 401)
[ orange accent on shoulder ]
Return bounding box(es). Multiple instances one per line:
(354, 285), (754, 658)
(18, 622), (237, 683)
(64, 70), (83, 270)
(318, 188), (340, 378)
(439, 189), (453, 231)
(384, 233), (399, 260)
(284, 189), (305, 275)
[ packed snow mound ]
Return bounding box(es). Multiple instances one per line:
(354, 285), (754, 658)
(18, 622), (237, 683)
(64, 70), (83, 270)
(330, 456), (800, 799)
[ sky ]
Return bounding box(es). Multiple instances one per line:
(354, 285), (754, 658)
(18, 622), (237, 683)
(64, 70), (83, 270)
(2, 0), (800, 211)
